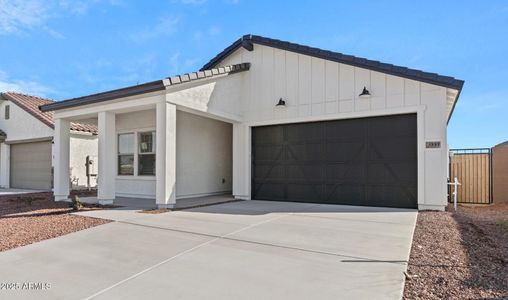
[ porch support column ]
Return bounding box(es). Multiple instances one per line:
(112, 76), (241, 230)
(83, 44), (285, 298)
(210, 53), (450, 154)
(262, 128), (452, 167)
(156, 101), (176, 208)
(232, 123), (251, 200)
(97, 111), (116, 204)
(0, 143), (10, 188)
(54, 118), (70, 201)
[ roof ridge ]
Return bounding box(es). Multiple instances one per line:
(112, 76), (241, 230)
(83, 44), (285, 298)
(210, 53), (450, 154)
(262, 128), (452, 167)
(201, 34), (464, 91)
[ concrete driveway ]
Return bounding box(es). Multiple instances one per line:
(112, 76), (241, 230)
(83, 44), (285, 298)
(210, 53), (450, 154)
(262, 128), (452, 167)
(0, 200), (417, 300)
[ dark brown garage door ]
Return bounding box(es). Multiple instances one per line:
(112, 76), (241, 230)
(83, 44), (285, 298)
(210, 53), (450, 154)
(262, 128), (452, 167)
(251, 114), (417, 208)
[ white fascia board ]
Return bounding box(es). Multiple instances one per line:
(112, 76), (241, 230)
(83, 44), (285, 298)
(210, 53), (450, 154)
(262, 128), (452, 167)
(53, 91), (166, 120)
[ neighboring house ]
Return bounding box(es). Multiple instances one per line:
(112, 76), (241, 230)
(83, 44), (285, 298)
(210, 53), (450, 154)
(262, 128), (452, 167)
(40, 34), (464, 210)
(492, 141), (508, 203)
(0, 92), (98, 190)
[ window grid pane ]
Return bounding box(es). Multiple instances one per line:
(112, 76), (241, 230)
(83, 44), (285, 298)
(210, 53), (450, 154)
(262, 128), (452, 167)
(139, 132), (155, 154)
(118, 155), (134, 175)
(138, 131), (155, 175)
(118, 133), (135, 154)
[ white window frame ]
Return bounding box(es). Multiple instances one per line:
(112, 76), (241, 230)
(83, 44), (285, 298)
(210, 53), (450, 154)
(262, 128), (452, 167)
(116, 127), (156, 180)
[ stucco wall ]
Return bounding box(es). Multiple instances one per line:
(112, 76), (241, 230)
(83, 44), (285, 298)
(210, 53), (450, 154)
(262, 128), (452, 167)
(176, 110), (232, 198)
(0, 100), (54, 141)
(493, 144), (508, 203)
(114, 109), (232, 199)
(215, 45), (449, 209)
(69, 133), (98, 189)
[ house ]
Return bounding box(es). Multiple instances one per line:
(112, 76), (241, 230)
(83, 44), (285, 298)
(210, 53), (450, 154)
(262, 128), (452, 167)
(40, 34), (464, 210)
(0, 92), (98, 190)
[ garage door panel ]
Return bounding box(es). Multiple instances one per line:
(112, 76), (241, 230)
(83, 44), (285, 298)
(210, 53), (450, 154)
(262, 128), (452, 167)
(287, 184), (323, 202)
(325, 164), (365, 182)
(286, 123), (323, 142)
(252, 114), (417, 208)
(252, 126), (283, 145)
(325, 185), (366, 205)
(370, 138), (416, 160)
(287, 144), (324, 161)
(10, 141), (52, 190)
(252, 164), (285, 181)
(369, 114), (416, 137)
(253, 183), (285, 201)
(367, 185), (416, 207)
(325, 141), (365, 161)
(253, 145), (283, 161)
(325, 119), (365, 139)
(367, 163), (417, 184)
(286, 164), (323, 181)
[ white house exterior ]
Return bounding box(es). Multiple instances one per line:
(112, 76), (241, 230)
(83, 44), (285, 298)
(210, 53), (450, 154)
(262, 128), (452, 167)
(41, 35), (464, 211)
(0, 92), (98, 190)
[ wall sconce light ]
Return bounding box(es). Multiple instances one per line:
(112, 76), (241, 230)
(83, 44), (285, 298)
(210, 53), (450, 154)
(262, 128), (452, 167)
(275, 98), (286, 107)
(359, 87), (371, 98)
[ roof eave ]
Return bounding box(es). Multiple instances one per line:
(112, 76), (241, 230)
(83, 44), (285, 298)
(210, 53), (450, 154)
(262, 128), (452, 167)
(40, 63), (251, 112)
(202, 34), (465, 91)
(39, 80), (166, 112)
(447, 80), (465, 124)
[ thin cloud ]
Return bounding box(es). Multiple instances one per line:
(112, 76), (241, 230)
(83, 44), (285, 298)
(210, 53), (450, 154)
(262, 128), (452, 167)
(175, 0), (207, 5)
(168, 53), (199, 75)
(208, 25), (220, 36)
(58, 0), (126, 15)
(0, 70), (56, 97)
(0, 0), (49, 34)
(129, 16), (179, 42)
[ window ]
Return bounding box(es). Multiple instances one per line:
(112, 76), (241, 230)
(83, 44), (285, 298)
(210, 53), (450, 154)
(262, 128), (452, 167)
(118, 133), (134, 175)
(5, 105), (9, 120)
(117, 131), (156, 176)
(138, 131), (155, 176)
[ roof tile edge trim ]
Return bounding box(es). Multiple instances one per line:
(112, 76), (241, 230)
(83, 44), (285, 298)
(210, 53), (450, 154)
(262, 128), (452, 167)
(40, 63), (250, 112)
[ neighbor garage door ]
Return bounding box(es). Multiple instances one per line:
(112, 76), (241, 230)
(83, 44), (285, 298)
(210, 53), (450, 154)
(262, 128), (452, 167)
(10, 141), (52, 190)
(251, 114), (417, 208)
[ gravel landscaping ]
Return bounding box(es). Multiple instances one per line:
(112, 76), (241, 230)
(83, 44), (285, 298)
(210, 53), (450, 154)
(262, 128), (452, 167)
(404, 203), (508, 299)
(0, 191), (110, 252)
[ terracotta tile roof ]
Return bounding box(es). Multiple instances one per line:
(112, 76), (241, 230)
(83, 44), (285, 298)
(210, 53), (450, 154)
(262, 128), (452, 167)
(0, 92), (97, 134)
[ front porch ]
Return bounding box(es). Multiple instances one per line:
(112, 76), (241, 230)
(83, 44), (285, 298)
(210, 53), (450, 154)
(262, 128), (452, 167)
(52, 93), (235, 209)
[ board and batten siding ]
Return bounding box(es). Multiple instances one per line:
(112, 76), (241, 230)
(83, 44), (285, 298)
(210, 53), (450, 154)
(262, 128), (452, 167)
(216, 44), (449, 210)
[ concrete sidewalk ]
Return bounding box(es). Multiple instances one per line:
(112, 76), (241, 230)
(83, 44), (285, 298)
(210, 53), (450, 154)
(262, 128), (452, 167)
(0, 200), (417, 300)
(0, 188), (47, 196)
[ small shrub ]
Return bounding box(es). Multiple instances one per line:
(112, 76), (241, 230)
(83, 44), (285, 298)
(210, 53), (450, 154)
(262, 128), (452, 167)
(497, 220), (508, 234)
(23, 197), (34, 206)
(70, 195), (83, 211)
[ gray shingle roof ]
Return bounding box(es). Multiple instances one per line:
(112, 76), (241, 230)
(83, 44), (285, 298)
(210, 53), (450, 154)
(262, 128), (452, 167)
(202, 34), (464, 91)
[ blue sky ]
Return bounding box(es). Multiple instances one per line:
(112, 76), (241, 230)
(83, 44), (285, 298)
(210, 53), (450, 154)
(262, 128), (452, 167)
(0, 0), (507, 148)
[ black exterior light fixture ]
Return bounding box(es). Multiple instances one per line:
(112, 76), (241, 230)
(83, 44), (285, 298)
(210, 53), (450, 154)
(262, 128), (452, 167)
(359, 86), (371, 98)
(275, 98), (286, 107)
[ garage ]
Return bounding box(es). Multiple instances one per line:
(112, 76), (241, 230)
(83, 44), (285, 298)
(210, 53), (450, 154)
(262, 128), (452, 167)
(252, 114), (417, 208)
(10, 141), (52, 190)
